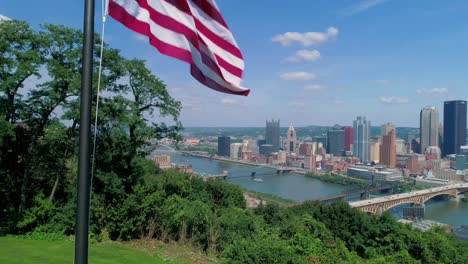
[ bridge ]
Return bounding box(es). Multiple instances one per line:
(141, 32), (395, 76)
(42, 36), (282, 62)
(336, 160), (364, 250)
(318, 184), (396, 203)
(155, 144), (178, 152)
(196, 171), (228, 180)
(349, 183), (468, 214)
(276, 167), (293, 174)
(257, 164), (298, 174)
(286, 184), (398, 207)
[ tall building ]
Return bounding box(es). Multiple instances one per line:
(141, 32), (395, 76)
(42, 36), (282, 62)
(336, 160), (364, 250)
(381, 127), (396, 168)
(257, 139), (266, 147)
(313, 135), (327, 146)
(299, 142), (316, 156)
(344, 126), (353, 152)
(327, 127), (345, 156)
(266, 119), (280, 152)
(245, 139), (259, 155)
(420, 106), (439, 154)
(411, 139), (421, 154)
(443, 100), (467, 156)
(438, 123), (444, 152)
(381, 123), (395, 137)
(285, 123), (297, 154)
(230, 143), (242, 160)
(259, 144), (273, 157)
(396, 139), (406, 154)
(217, 136), (231, 157)
(353, 116), (371, 163)
(370, 137), (381, 163)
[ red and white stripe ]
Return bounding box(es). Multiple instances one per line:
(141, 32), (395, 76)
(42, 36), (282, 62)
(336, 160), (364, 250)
(109, 0), (250, 96)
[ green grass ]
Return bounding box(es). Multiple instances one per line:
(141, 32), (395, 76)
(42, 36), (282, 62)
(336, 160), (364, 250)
(0, 236), (177, 264)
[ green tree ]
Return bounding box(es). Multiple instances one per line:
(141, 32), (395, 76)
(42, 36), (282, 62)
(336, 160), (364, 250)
(217, 207), (264, 251)
(223, 236), (302, 264)
(0, 20), (181, 234)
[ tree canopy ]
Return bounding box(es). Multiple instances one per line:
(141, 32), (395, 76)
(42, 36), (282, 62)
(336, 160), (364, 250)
(0, 19), (181, 230)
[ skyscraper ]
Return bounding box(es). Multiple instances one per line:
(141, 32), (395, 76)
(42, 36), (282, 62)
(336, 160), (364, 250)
(265, 119), (280, 152)
(443, 100), (467, 156)
(327, 127), (345, 156)
(344, 126), (353, 152)
(257, 139), (266, 147)
(380, 127), (396, 168)
(259, 144), (273, 157)
(217, 136), (231, 157)
(411, 139), (421, 154)
(286, 123), (297, 154)
(230, 143), (243, 160)
(381, 123), (395, 137)
(396, 139), (406, 154)
(420, 106), (439, 154)
(298, 142), (315, 156)
(438, 122), (444, 153)
(370, 137), (381, 163)
(312, 135), (327, 146)
(353, 116), (371, 163)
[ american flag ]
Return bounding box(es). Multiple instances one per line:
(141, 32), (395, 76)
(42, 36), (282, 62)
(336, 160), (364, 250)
(109, 0), (250, 96)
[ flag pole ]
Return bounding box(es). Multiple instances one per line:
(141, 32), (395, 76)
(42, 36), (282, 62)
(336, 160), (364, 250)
(75, 0), (95, 263)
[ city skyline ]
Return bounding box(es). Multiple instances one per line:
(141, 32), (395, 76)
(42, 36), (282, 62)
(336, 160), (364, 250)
(3, 1), (468, 126)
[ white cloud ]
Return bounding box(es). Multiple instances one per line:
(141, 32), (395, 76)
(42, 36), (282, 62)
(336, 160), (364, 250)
(380, 96), (409, 104)
(280, 72), (316, 81)
(287, 49), (321, 62)
(333, 99), (345, 105)
(343, 0), (389, 16)
(304, 84), (325, 91)
(221, 98), (238, 105)
(134, 34), (147, 42)
(0, 14), (11, 22)
(272, 27), (338, 47)
(416, 88), (448, 97)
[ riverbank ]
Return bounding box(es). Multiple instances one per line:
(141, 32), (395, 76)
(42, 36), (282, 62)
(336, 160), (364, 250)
(242, 189), (296, 208)
(181, 152), (258, 167)
(181, 151), (309, 174)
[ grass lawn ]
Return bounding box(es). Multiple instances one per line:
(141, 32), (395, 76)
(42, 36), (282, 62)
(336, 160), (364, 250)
(0, 236), (177, 264)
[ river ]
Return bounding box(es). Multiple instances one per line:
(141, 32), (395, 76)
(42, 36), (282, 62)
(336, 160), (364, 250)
(152, 151), (468, 227)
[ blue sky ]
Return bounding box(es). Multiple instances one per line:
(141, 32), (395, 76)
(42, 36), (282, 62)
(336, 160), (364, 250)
(2, 0), (468, 127)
